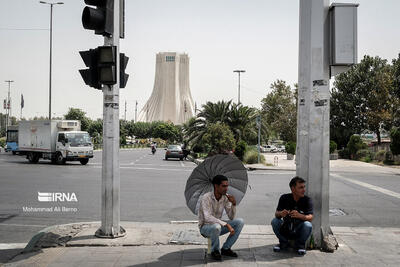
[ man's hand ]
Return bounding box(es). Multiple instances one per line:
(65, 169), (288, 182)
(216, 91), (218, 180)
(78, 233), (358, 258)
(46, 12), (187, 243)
(280, 209), (289, 218)
(289, 210), (303, 219)
(226, 223), (235, 236)
(226, 194), (236, 206)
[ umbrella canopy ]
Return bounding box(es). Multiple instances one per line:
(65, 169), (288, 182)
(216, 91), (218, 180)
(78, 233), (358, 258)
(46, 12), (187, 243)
(185, 154), (248, 215)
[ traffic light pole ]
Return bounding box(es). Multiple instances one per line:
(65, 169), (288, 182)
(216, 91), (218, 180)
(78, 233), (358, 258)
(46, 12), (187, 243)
(95, 0), (125, 238)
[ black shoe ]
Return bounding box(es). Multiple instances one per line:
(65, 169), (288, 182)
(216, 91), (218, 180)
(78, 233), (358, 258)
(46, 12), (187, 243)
(273, 243), (289, 252)
(297, 248), (306, 256)
(211, 250), (222, 261)
(221, 248), (238, 257)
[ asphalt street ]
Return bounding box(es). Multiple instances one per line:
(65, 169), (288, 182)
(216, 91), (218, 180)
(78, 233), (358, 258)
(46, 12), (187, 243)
(0, 148), (400, 246)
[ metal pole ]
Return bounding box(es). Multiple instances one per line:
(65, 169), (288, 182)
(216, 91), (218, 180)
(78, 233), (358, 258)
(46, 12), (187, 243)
(257, 115), (261, 163)
(40, 1), (63, 120)
(135, 101), (137, 123)
(233, 70), (245, 104)
(297, 0), (331, 248)
(96, 0), (125, 238)
(4, 80), (14, 132)
(49, 4), (52, 120)
(124, 100), (127, 121)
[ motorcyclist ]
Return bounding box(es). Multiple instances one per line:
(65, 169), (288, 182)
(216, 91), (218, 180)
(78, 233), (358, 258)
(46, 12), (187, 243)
(151, 142), (157, 154)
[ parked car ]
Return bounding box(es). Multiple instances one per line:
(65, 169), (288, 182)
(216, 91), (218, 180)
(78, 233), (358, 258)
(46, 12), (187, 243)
(165, 145), (184, 160)
(261, 145), (277, 153)
(276, 145), (286, 152)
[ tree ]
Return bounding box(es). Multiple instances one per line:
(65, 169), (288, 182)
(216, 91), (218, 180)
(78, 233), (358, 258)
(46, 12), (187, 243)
(331, 55), (395, 146)
(153, 122), (180, 142)
(261, 80), (297, 142)
(392, 54), (400, 127)
(64, 108), (92, 132)
(202, 122), (236, 155)
(390, 127), (400, 155)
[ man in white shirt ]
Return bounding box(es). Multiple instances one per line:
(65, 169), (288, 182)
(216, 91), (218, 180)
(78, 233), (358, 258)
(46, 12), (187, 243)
(198, 174), (244, 261)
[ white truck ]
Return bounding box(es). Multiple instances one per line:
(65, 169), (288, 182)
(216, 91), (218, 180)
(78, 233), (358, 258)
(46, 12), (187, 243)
(18, 120), (93, 165)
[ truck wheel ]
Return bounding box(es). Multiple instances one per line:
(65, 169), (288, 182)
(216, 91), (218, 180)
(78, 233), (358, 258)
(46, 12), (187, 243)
(12, 151), (16, 155)
(56, 152), (66, 165)
(80, 158), (89, 165)
(28, 152), (39, 163)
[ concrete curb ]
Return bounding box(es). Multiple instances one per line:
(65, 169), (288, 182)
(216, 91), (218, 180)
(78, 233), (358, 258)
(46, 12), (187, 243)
(22, 222), (98, 253)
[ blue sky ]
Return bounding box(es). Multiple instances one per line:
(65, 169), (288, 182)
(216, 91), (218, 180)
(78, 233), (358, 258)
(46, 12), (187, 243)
(0, 0), (399, 120)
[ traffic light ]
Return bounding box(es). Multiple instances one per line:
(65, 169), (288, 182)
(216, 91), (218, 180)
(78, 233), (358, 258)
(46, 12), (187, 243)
(80, 46), (129, 89)
(82, 0), (114, 37)
(98, 46), (117, 85)
(120, 53), (129, 88)
(79, 48), (101, 89)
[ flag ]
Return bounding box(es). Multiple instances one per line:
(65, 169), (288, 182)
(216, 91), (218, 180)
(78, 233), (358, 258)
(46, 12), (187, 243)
(21, 94), (24, 109)
(7, 99), (10, 109)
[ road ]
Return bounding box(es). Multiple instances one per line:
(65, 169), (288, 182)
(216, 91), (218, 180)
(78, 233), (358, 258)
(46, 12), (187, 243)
(0, 148), (400, 246)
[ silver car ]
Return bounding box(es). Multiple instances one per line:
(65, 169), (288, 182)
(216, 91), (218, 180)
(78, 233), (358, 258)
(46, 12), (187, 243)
(165, 145), (184, 160)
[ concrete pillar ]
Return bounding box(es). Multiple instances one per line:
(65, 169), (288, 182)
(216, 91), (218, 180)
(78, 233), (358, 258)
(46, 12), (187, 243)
(297, 0), (331, 248)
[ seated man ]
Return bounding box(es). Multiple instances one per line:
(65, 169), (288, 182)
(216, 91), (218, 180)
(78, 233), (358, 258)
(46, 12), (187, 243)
(271, 176), (313, 255)
(198, 175), (244, 261)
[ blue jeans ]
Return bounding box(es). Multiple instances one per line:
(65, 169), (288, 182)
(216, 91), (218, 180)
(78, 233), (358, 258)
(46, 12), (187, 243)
(200, 218), (244, 252)
(271, 217), (312, 249)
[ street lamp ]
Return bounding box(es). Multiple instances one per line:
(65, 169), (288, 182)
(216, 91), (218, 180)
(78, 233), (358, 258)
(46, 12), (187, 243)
(233, 70), (245, 104)
(39, 1), (64, 120)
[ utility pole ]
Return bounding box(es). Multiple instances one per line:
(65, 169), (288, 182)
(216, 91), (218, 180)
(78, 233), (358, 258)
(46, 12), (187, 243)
(124, 100), (127, 121)
(297, 0), (331, 248)
(256, 115), (261, 163)
(233, 70), (245, 104)
(4, 80), (14, 132)
(297, 0), (358, 248)
(135, 100), (138, 123)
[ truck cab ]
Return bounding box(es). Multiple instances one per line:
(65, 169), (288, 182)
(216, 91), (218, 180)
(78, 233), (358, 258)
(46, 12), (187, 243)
(56, 131), (93, 165)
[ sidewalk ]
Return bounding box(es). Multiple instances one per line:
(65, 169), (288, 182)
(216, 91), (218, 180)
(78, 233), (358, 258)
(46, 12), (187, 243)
(239, 153), (400, 175)
(3, 221), (400, 266)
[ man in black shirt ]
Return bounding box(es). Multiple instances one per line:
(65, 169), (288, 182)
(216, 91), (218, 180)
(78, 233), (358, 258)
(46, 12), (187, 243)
(271, 176), (313, 255)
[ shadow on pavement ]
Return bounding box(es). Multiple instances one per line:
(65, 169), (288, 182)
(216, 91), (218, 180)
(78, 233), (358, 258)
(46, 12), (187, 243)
(124, 245), (298, 267)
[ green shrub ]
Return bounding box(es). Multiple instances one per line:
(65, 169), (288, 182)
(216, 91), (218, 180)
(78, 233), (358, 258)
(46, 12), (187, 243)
(383, 151), (394, 165)
(243, 150), (265, 164)
(338, 148), (351, 159)
(285, 141), (296, 155)
(355, 149), (373, 160)
(234, 140), (247, 161)
(347, 135), (367, 159)
(330, 140), (337, 154)
(375, 150), (386, 162)
(0, 137), (5, 148)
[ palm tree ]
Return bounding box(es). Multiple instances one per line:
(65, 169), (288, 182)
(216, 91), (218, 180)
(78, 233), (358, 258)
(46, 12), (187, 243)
(183, 100), (232, 147)
(228, 103), (257, 142)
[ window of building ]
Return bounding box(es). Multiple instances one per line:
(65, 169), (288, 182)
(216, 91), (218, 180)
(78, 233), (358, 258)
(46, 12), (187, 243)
(166, 56), (175, 62)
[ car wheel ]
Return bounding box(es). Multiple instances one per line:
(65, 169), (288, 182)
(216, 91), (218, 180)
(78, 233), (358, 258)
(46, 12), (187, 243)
(80, 158), (89, 165)
(165, 157), (168, 160)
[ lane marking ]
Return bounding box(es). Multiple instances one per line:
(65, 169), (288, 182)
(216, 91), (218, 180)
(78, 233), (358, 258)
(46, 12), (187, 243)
(0, 243), (27, 250)
(0, 223), (47, 227)
(332, 173), (400, 200)
(249, 172), (295, 175)
(92, 166), (193, 172)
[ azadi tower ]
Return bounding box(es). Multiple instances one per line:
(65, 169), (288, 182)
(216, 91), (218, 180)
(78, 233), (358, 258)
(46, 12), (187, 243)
(137, 52), (195, 124)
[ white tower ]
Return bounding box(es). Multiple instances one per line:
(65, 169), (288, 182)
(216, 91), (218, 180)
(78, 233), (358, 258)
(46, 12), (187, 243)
(138, 52), (195, 124)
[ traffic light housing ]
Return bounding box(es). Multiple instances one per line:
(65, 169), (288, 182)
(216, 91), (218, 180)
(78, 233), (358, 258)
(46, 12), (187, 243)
(120, 53), (129, 88)
(82, 0), (114, 37)
(79, 48), (101, 89)
(80, 46), (129, 89)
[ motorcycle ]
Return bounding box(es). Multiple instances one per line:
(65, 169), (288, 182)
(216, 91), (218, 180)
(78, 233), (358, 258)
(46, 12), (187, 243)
(151, 146), (156, 155)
